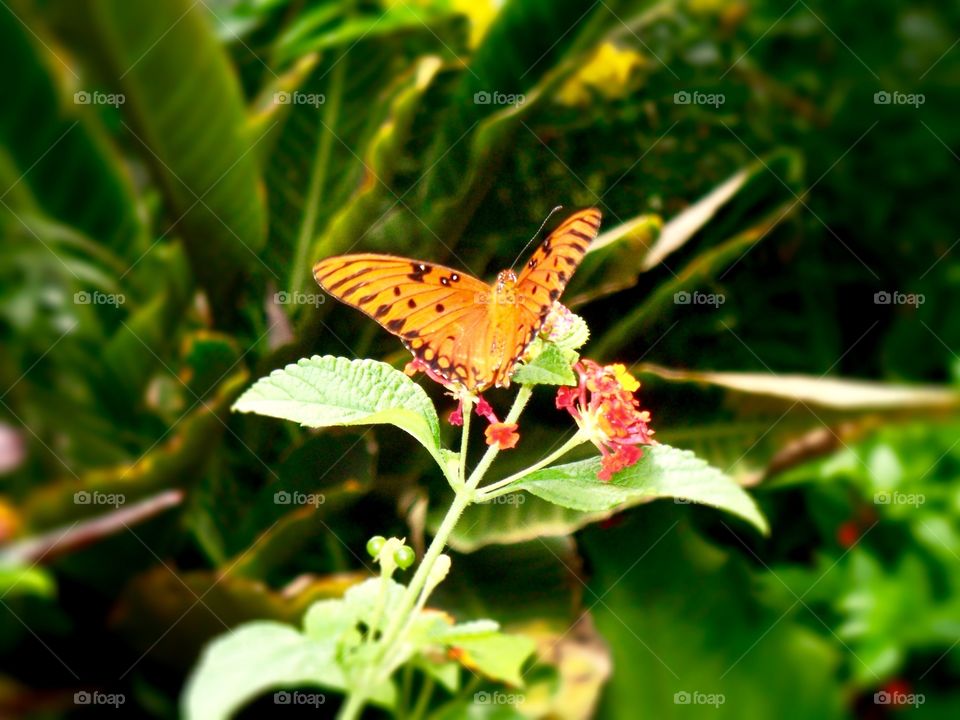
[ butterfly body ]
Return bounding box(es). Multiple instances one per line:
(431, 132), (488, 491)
(313, 208), (601, 392)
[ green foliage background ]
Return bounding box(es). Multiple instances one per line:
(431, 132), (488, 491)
(1, 0), (959, 717)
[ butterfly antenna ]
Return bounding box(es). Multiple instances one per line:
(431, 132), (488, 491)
(510, 205), (564, 271)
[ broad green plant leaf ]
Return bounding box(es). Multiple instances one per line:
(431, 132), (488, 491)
(182, 621), (395, 720)
(514, 444), (768, 534)
(232, 356), (444, 467)
(83, 0), (267, 318)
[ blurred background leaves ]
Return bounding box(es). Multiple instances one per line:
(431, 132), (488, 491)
(1, 0), (959, 717)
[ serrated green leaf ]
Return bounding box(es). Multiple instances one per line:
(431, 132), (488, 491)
(512, 343), (576, 386)
(516, 444), (768, 534)
(233, 356), (444, 466)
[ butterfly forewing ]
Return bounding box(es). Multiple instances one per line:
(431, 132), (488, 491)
(313, 253), (498, 389)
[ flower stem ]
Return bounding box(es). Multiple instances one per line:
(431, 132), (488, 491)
(337, 690), (367, 720)
(340, 385), (534, 717)
(457, 396), (473, 487)
(476, 429), (589, 500)
(465, 385), (533, 487)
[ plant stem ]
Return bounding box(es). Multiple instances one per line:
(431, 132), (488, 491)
(457, 396), (473, 487)
(338, 690), (367, 720)
(476, 429), (589, 500)
(465, 385), (533, 487)
(340, 385), (534, 718)
(410, 676), (434, 720)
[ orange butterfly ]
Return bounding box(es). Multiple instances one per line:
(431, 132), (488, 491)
(313, 208), (601, 392)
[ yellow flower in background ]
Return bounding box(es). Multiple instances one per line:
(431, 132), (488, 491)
(556, 42), (646, 106)
(453, 0), (501, 47)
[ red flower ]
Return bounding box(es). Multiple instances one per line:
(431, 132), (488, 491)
(485, 422), (519, 450)
(557, 360), (653, 481)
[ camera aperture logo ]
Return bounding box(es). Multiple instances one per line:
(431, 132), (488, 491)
(274, 691), (325, 706)
(674, 690), (725, 707)
(74, 490), (125, 508)
(75, 290), (125, 307)
(674, 290), (725, 307)
(74, 691), (125, 707)
(274, 490), (325, 507)
(674, 90), (725, 108)
(473, 90), (525, 107)
(873, 90), (924, 108)
(873, 290), (924, 307)
(74, 90), (125, 108)
(474, 691), (525, 705)
(274, 291), (326, 307)
(274, 91), (325, 107)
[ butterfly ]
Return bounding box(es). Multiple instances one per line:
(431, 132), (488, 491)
(313, 208), (601, 393)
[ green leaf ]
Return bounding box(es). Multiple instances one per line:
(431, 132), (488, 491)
(182, 622), (346, 720)
(583, 513), (844, 720)
(83, 0), (267, 318)
(516, 444), (768, 534)
(0, 564), (56, 599)
(233, 356), (444, 466)
(512, 342), (576, 386)
(636, 364), (960, 411)
(593, 198), (798, 359)
(445, 632), (537, 687)
(411, 656), (460, 693)
(0, 7), (140, 251)
(184, 612), (397, 720)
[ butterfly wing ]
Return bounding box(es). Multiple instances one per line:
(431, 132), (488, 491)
(313, 254), (502, 391)
(495, 208), (601, 380)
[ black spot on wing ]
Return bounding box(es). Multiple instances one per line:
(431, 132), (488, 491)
(408, 262), (432, 282)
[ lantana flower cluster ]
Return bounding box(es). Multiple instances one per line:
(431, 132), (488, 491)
(556, 360), (654, 481)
